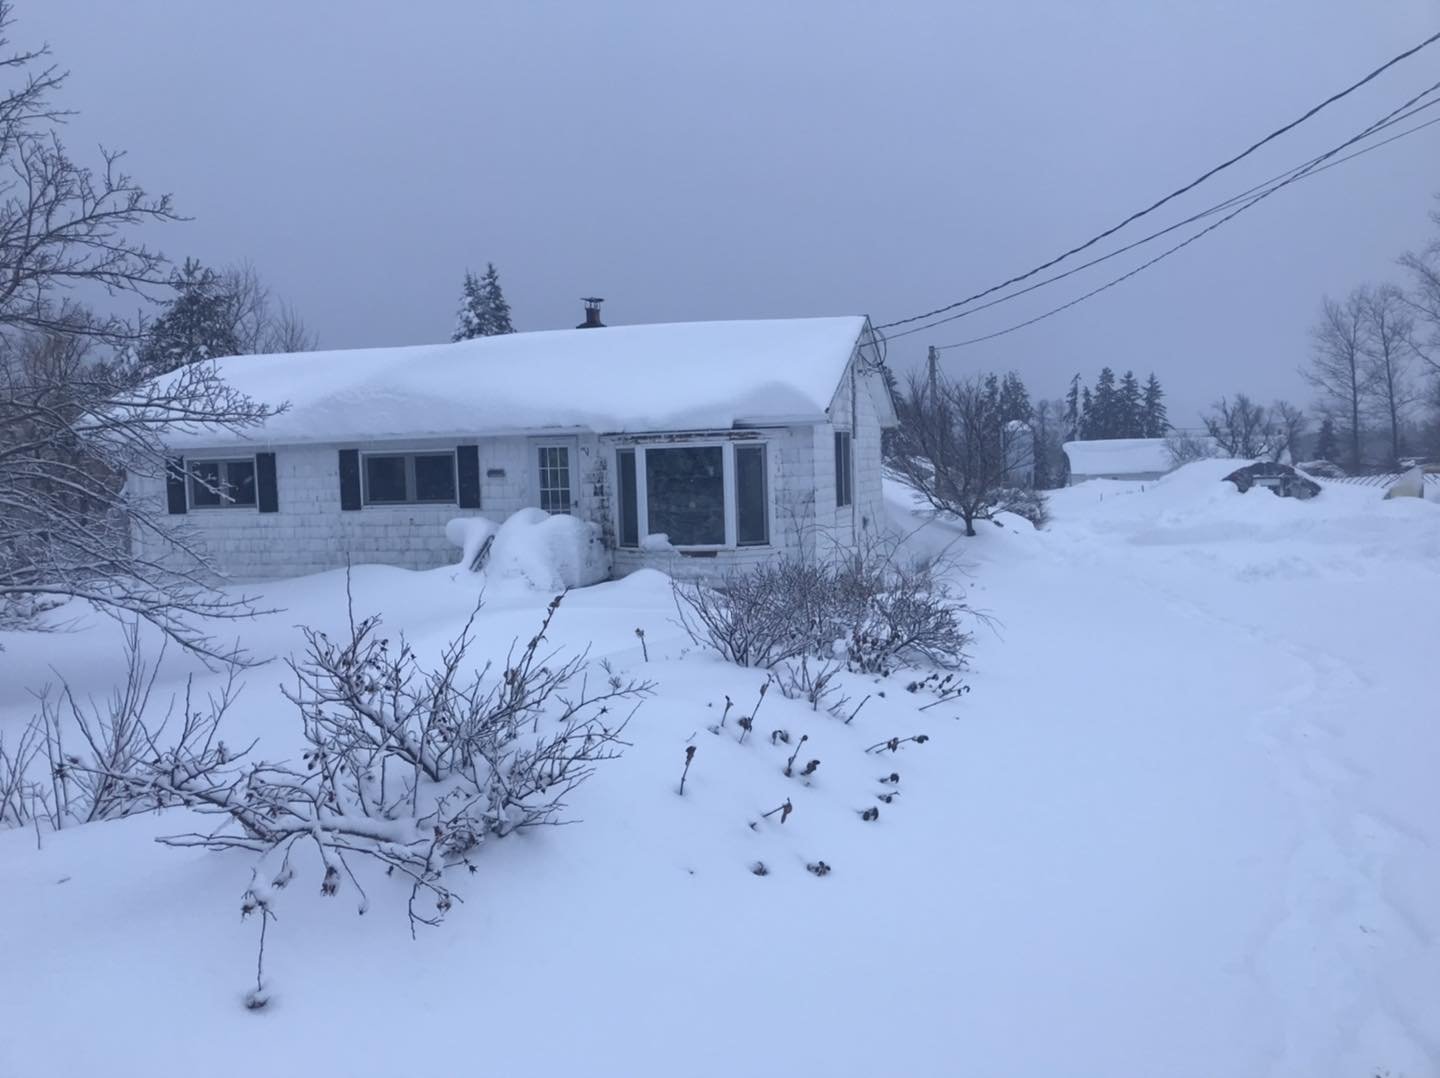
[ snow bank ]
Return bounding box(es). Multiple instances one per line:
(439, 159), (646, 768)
(160, 316), (868, 448)
(448, 510), (609, 591)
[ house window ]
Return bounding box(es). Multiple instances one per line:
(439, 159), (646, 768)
(735, 444), (768, 546)
(363, 451), (456, 505)
(537, 446), (572, 513)
(834, 430), (853, 508)
(189, 458), (256, 509)
(617, 441), (771, 550)
(617, 449), (639, 548)
(646, 445), (724, 546)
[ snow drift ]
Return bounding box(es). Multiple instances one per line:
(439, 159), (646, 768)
(446, 510), (609, 590)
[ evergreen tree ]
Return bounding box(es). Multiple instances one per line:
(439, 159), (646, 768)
(1141, 373), (1168, 437)
(139, 258), (242, 374)
(478, 262), (514, 335)
(1080, 386), (1094, 438)
(1315, 415), (1339, 462)
(1064, 374), (1082, 441)
(1090, 367), (1119, 438)
(997, 371), (1033, 425)
(1118, 370), (1143, 437)
(451, 262), (515, 341)
(451, 270), (485, 341)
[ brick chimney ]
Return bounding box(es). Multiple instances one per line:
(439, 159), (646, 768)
(577, 297), (605, 329)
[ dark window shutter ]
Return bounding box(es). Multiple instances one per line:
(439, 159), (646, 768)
(456, 444), (481, 508)
(339, 449), (362, 510)
(256, 452), (279, 513)
(166, 456), (188, 514)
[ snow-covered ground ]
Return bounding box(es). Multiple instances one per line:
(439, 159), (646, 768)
(2, 461), (1437, 1078)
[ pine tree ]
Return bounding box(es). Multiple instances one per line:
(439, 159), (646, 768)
(139, 258), (242, 374)
(451, 270), (485, 341)
(1080, 386), (1094, 438)
(997, 371), (1033, 425)
(1090, 367), (1119, 438)
(1064, 374), (1082, 441)
(452, 263), (515, 340)
(478, 263), (514, 335)
(1315, 415), (1339, 462)
(1118, 370), (1143, 438)
(1141, 373), (1168, 437)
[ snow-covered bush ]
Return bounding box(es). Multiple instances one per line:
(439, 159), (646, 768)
(447, 509), (609, 590)
(675, 544), (971, 679)
(991, 486), (1050, 529)
(2, 593), (650, 944)
(835, 550), (970, 675)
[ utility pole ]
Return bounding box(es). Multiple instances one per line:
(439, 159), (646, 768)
(927, 345), (939, 402)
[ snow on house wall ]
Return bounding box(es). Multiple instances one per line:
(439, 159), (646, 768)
(130, 434), (603, 582)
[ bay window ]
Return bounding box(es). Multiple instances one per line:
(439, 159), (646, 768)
(617, 441), (770, 549)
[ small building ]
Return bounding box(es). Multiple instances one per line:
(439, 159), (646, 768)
(1063, 438), (1175, 484)
(136, 313), (896, 582)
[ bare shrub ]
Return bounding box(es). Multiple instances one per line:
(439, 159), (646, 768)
(838, 554), (970, 676)
(773, 655), (847, 713)
(676, 539), (971, 680)
(4, 592), (649, 938)
(992, 487), (1050, 529)
(671, 561), (827, 668)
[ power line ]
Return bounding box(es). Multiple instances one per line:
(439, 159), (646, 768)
(879, 89), (1440, 344)
(873, 28), (1440, 333)
(927, 81), (1440, 351)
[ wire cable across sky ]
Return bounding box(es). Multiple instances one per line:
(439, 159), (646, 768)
(873, 27), (1440, 335)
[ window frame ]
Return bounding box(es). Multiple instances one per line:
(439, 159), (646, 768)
(616, 440), (774, 552)
(360, 449), (458, 507)
(834, 429), (854, 509)
(187, 456), (259, 510)
(535, 443), (575, 514)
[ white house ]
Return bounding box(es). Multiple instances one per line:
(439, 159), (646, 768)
(1063, 437), (1176, 484)
(136, 315), (897, 582)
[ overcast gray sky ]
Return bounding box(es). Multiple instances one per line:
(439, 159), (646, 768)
(26, 0), (1440, 424)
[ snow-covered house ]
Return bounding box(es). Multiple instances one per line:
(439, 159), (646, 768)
(1063, 437), (1176, 484)
(135, 316), (896, 582)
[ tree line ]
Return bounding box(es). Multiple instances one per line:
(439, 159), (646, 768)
(1063, 368), (1168, 441)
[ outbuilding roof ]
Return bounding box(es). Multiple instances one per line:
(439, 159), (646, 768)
(163, 316), (882, 449)
(1063, 437), (1176, 476)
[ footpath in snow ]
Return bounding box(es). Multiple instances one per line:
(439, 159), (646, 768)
(1, 461), (1436, 1078)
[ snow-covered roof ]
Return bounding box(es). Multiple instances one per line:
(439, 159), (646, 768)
(1063, 438), (1174, 476)
(165, 317), (872, 449)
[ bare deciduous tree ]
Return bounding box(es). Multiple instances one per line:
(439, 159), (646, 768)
(219, 261), (318, 355)
(0, 2), (178, 346)
(0, 9), (282, 659)
(1203, 394), (1284, 460)
(1270, 399), (1308, 463)
(886, 372), (1040, 536)
(1, 333), (279, 659)
(1399, 199), (1440, 378)
(1305, 290), (1373, 472)
(1362, 284), (1416, 468)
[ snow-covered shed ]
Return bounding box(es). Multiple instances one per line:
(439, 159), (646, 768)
(1063, 438), (1175, 484)
(135, 316), (897, 582)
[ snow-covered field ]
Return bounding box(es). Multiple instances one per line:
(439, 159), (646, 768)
(2, 461), (1437, 1078)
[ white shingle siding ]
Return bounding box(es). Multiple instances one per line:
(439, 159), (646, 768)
(135, 323), (895, 585)
(132, 434), (607, 582)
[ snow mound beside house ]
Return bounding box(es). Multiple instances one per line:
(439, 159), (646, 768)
(447, 511), (609, 591)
